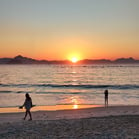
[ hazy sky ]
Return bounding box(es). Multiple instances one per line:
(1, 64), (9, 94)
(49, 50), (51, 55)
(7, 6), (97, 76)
(0, 0), (138, 60)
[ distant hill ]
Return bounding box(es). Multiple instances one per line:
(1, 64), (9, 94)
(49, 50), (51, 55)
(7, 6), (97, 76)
(7, 55), (38, 64)
(114, 57), (139, 64)
(0, 55), (139, 64)
(0, 58), (12, 64)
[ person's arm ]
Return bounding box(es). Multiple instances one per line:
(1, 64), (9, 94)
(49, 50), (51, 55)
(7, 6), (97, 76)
(19, 100), (25, 109)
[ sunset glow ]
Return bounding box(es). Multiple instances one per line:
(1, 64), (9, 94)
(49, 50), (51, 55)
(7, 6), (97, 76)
(0, 0), (138, 60)
(71, 57), (78, 63)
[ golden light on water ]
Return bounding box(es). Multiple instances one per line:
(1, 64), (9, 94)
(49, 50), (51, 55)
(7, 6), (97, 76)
(73, 104), (78, 109)
(71, 97), (79, 109)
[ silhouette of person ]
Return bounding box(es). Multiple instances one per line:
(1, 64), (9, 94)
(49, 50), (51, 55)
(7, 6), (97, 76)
(20, 93), (33, 120)
(104, 89), (108, 107)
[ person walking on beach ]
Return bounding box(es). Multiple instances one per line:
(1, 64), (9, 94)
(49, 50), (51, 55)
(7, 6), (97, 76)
(20, 93), (33, 120)
(104, 89), (108, 107)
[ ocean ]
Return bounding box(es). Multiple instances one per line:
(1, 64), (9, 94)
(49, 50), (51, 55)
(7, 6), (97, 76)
(0, 64), (139, 108)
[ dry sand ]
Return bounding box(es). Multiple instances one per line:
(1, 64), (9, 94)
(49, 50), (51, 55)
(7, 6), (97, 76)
(0, 105), (139, 139)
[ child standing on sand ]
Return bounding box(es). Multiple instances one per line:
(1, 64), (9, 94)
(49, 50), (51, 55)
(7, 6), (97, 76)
(104, 89), (108, 107)
(20, 93), (33, 120)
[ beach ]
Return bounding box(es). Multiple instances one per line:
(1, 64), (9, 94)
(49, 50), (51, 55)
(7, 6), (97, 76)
(1, 0), (139, 138)
(0, 105), (139, 139)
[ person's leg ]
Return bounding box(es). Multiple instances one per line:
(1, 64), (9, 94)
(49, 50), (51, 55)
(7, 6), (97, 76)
(23, 110), (28, 120)
(105, 98), (107, 107)
(28, 110), (32, 120)
(106, 98), (108, 107)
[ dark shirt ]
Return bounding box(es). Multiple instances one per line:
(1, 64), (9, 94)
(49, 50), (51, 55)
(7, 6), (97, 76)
(104, 91), (108, 98)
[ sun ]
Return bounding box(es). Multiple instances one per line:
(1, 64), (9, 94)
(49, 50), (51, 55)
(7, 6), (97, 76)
(71, 57), (78, 63)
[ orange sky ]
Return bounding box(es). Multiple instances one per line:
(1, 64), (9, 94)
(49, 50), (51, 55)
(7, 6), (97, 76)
(0, 0), (138, 60)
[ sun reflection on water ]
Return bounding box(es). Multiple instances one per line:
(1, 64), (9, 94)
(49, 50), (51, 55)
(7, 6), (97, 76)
(73, 104), (78, 109)
(71, 97), (79, 109)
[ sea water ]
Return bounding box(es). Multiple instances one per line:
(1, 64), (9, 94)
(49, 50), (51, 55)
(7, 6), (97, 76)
(0, 64), (139, 107)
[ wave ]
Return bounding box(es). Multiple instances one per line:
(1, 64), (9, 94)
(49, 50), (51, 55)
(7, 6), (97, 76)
(0, 90), (96, 95)
(0, 83), (139, 90)
(0, 91), (12, 93)
(0, 90), (135, 95)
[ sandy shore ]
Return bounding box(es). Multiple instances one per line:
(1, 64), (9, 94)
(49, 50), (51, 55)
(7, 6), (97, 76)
(0, 105), (139, 139)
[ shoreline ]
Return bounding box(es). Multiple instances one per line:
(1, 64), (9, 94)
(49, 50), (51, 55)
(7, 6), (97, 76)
(0, 105), (138, 123)
(0, 104), (103, 114)
(0, 104), (138, 114)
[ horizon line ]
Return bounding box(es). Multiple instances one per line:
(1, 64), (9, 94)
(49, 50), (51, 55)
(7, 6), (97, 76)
(0, 55), (139, 61)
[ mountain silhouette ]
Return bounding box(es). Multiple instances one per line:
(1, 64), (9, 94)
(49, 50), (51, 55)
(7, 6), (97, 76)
(114, 57), (138, 63)
(0, 55), (139, 64)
